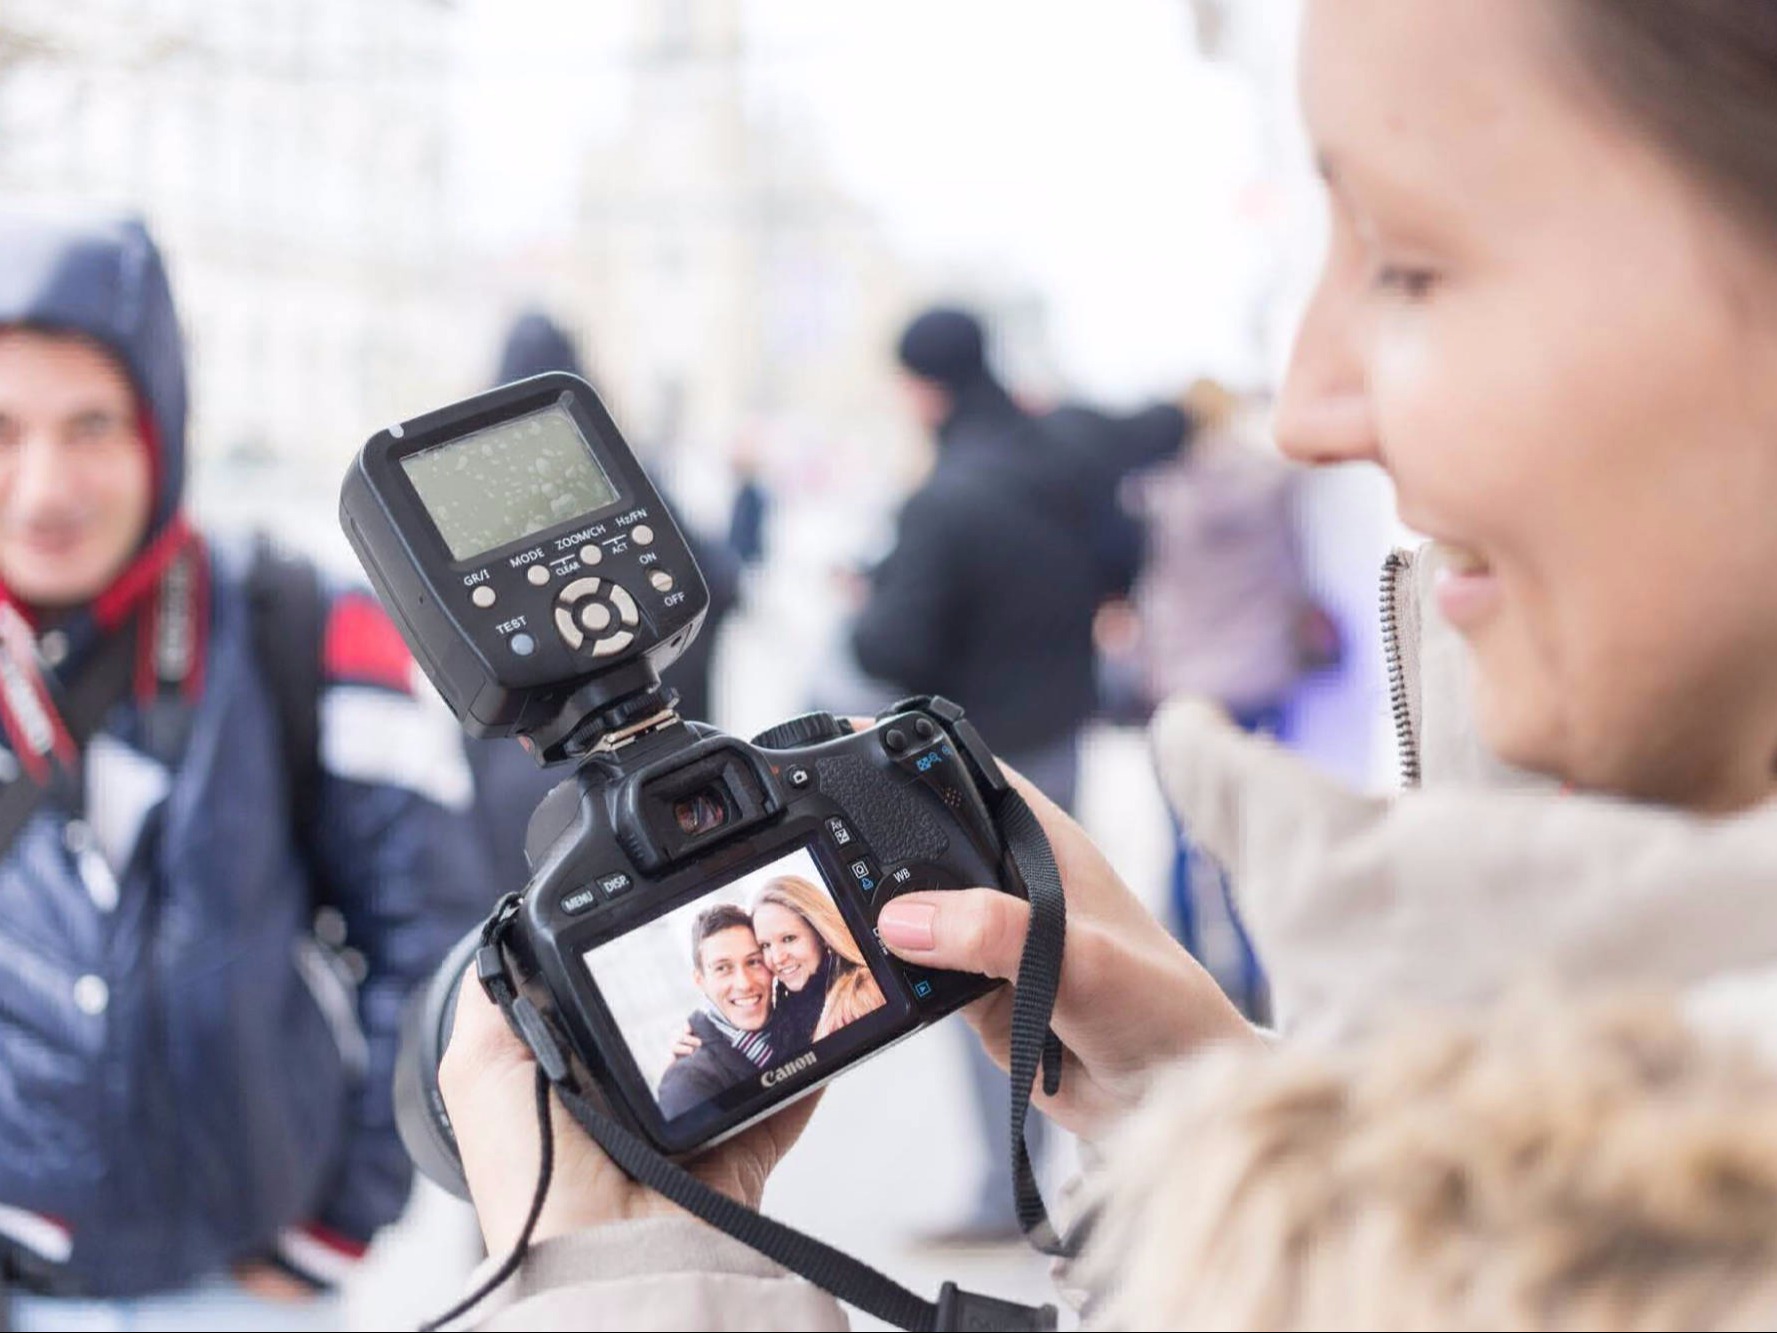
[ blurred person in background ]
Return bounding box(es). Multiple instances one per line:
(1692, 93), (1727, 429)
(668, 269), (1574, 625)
(1123, 378), (1339, 1022)
(725, 426), (771, 571)
(850, 304), (1154, 1244)
(0, 210), (493, 1330)
(464, 311), (741, 899)
(425, 0), (1777, 1326)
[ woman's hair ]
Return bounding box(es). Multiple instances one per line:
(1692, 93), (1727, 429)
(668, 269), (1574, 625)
(1556, 2), (1777, 246)
(1082, 992), (1777, 1331)
(751, 875), (885, 1039)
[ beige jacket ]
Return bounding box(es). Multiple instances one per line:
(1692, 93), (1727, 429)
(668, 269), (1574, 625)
(458, 544), (1777, 1329)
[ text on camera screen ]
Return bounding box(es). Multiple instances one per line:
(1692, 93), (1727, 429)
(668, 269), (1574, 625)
(401, 402), (620, 561)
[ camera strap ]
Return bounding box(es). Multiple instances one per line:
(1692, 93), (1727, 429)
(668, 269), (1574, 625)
(436, 781), (1073, 1333)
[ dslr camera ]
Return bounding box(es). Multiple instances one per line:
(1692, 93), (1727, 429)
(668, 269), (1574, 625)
(342, 373), (1035, 1193)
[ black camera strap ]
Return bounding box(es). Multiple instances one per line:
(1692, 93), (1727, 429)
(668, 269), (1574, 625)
(432, 783), (1074, 1333)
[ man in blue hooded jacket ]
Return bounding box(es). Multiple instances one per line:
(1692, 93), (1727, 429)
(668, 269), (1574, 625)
(0, 211), (493, 1327)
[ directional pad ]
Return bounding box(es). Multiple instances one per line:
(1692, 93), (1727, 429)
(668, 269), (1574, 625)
(553, 576), (638, 655)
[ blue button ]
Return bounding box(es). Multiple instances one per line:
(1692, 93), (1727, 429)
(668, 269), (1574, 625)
(510, 633), (536, 657)
(912, 979), (933, 999)
(859, 878), (875, 893)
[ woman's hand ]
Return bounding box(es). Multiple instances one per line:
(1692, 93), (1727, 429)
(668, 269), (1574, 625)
(668, 1021), (702, 1061)
(439, 974), (818, 1257)
(876, 764), (1262, 1139)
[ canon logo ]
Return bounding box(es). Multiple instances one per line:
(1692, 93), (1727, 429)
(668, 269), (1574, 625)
(760, 1051), (818, 1087)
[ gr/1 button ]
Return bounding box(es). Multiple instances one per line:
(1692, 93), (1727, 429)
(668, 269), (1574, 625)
(471, 585), (496, 608)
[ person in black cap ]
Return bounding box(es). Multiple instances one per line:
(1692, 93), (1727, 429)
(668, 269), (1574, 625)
(855, 305), (1184, 812)
(852, 304), (1185, 1243)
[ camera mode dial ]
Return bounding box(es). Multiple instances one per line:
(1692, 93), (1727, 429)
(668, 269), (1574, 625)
(750, 711), (848, 751)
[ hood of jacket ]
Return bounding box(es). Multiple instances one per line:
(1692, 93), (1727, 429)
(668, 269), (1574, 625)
(1150, 542), (1777, 1045)
(0, 209), (187, 545)
(496, 309), (584, 385)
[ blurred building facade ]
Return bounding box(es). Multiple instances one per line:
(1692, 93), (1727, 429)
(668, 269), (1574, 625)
(0, 0), (478, 530)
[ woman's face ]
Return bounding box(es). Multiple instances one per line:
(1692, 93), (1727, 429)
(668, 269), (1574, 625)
(1279, 0), (1777, 810)
(754, 902), (825, 993)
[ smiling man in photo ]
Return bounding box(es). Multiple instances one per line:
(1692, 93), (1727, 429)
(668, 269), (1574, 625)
(657, 905), (777, 1119)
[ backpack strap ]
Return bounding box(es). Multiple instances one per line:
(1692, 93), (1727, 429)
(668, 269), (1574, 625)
(245, 535), (330, 905)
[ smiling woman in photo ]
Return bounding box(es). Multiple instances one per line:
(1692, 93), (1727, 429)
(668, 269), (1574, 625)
(752, 876), (886, 1045)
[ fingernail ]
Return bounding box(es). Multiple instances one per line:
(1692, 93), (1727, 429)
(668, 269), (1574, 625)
(877, 900), (936, 951)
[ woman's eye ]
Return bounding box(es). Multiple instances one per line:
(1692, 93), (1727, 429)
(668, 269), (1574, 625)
(1373, 263), (1440, 300)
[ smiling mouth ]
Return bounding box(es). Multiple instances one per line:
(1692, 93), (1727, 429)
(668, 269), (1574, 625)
(1434, 540), (1491, 577)
(1430, 539), (1501, 629)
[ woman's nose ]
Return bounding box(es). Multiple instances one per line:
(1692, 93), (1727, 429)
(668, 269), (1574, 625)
(1274, 265), (1383, 468)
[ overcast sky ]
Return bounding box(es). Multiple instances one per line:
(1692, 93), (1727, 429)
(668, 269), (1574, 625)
(450, 0), (1313, 402)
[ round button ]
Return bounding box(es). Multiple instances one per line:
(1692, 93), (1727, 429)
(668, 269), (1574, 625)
(648, 570), (675, 593)
(510, 633), (537, 657)
(73, 974), (109, 1016)
(580, 545), (602, 567)
(527, 565), (551, 587)
(914, 717), (938, 741)
(884, 728), (908, 754)
(787, 766), (812, 789)
(579, 603), (612, 634)
(471, 585), (496, 609)
(632, 525), (655, 547)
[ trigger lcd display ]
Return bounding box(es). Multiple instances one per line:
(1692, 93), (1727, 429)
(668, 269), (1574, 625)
(401, 401), (619, 561)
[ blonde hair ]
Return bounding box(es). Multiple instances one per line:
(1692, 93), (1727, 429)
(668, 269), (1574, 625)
(752, 875), (885, 1040)
(1083, 992), (1777, 1331)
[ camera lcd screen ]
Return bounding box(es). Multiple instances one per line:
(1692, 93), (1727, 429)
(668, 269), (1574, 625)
(585, 846), (894, 1126)
(400, 402), (620, 561)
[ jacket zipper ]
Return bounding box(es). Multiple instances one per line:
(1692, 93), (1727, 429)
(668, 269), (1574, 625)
(1380, 549), (1421, 786)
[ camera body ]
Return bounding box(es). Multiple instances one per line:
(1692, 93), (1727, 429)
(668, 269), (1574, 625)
(500, 696), (1019, 1156)
(346, 373), (1029, 1187)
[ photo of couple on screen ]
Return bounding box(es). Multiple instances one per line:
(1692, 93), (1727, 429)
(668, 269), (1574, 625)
(586, 845), (890, 1124)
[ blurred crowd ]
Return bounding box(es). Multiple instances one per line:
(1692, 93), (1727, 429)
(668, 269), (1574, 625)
(0, 205), (1336, 1329)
